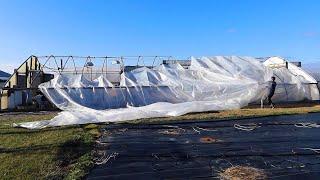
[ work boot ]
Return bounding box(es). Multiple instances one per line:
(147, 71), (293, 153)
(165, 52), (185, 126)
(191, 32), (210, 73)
(270, 104), (275, 109)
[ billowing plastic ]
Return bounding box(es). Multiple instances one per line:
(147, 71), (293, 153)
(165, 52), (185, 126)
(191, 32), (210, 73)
(264, 57), (319, 102)
(15, 56), (319, 129)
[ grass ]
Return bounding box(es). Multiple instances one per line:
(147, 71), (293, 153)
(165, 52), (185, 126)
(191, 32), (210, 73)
(127, 102), (320, 124)
(0, 102), (319, 179)
(0, 113), (101, 180)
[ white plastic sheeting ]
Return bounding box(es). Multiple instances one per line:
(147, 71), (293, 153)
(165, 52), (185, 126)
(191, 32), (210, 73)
(15, 56), (319, 129)
(264, 57), (319, 102)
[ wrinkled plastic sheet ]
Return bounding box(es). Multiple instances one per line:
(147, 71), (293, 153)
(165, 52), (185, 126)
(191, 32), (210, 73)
(15, 56), (319, 129)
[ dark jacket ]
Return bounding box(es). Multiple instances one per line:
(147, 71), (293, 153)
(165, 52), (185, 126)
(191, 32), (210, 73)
(268, 81), (277, 97)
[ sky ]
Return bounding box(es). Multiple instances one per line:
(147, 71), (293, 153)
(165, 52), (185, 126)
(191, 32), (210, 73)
(0, 0), (320, 73)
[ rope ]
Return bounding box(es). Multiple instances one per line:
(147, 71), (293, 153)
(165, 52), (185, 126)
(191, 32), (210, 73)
(196, 126), (217, 132)
(192, 127), (201, 134)
(95, 140), (108, 145)
(192, 126), (217, 134)
(294, 123), (320, 128)
(159, 125), (186, 135)
(234, 123), (260, 131)
(95, 152), (119, 165)
(161, 125), (186, 131)
(297, 148), (320, 154)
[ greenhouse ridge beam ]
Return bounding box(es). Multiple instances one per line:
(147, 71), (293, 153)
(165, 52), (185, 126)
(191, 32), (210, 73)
(35, 55), (175, 59)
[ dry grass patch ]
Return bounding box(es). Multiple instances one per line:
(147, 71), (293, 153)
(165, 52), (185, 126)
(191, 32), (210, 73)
(128, 102), (320, 124)
(219, 166), (267, 180)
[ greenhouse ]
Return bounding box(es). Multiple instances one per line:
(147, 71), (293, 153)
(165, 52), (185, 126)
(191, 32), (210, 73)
(15, 56), (319, 129)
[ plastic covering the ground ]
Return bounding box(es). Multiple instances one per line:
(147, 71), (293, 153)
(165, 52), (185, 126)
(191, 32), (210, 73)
(15, 56), (320, 129)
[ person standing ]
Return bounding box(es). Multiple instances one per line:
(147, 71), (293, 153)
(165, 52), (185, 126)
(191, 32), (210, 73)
(261, 76), (277, 108)
(267, 76), (277, 108)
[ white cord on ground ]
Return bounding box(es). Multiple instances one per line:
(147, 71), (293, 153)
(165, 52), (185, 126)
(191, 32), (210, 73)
(95, 152), (119, 165)
(234, 123), (260, 131)
(161, 125), (186, 131)
(192, 126), (218, 134)
(298, 148), (320, 154)
(192, 127), (201, 134)
(95, 140), (108, 145)
(152, 153), (160, 159)
(194, 126), (217, 132)
(294, 123), (320, 128)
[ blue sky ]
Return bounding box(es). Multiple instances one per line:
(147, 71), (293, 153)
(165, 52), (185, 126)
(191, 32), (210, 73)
(0, 0), (319, 72)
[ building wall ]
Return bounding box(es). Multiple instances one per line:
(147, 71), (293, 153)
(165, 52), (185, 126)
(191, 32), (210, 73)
(0, 90), (8, 110)
(0, 56), (46, 111)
